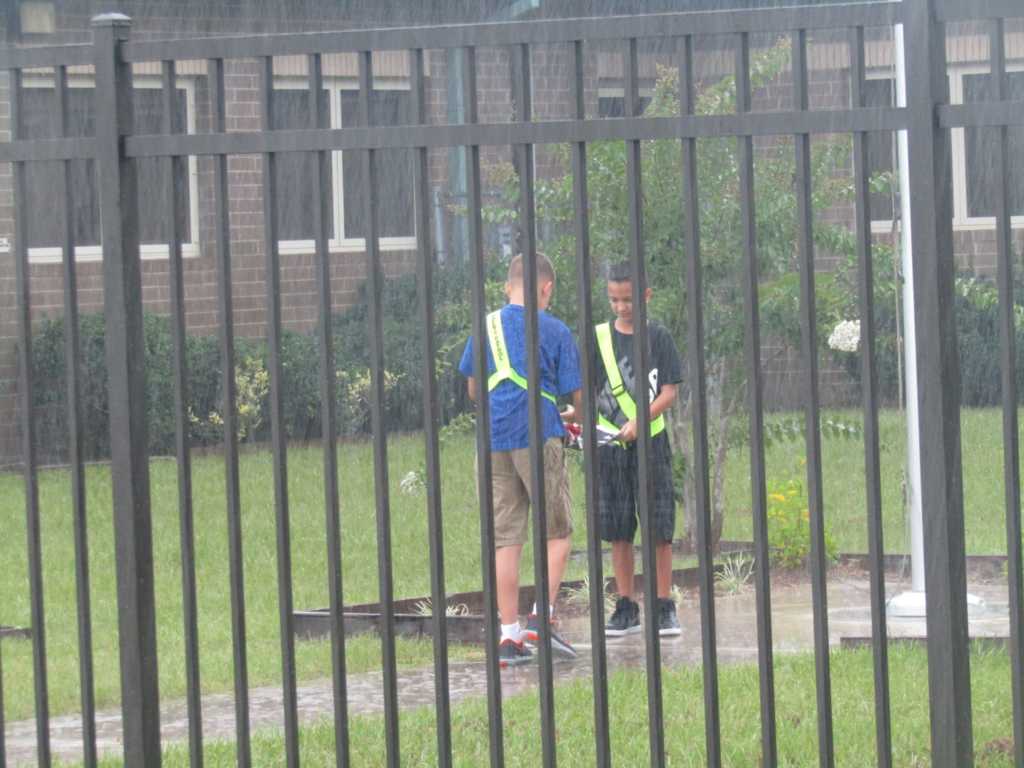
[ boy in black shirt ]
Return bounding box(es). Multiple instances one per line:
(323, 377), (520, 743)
(594, 263), (683, 637)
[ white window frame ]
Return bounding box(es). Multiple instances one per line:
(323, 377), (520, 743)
(949, 62), (1024, 231)
(596, 81), (656, 117)
(866, 63), (1024, 234)
(19, 72), (200, 264)
(273, 75), (416, 256)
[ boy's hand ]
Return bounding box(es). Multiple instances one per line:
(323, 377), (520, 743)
(616, 419), (638, 443)
(560, 405), (576, 422)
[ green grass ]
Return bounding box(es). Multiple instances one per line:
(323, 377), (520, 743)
(112, 645), (1014, 767)
(1, 408), (1019, 726)
(721, 407), (1022, 554)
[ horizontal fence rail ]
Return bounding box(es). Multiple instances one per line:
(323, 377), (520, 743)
(0, 109), (910, 163)
(2, 0), (1021, 766)
(118, 3), (904, 63)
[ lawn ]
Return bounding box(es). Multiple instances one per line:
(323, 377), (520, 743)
(112, 645), (1015, 767)
(0, 408), (1019, 725)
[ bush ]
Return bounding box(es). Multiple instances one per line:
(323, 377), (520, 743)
(30, 313), (181, 462)
(28, 313), (326, 462)
(849, 274), (1024, 407)
(766, 467), (838, 570)
(328, 265), (472, 434)
(27, 262), (474, 461)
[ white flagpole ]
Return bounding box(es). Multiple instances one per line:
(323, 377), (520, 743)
(886, 22), (928, 617)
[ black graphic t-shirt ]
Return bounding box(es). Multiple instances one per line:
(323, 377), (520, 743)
(592, 322), (682, 458)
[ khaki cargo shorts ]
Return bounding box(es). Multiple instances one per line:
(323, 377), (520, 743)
(482, 438), (573, 548)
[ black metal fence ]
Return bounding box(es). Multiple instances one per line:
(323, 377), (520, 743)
(0, 0), (1022, 765)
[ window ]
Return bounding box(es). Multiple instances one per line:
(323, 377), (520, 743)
(597, 94), (653, 117)
(273, 78), (415, 251)
(20, 75), (198, 262)
(961, 70), (1024, 219)
(597, 83), (653, 118)
(271, 87), (334, 241)
(863, 67), (1024, 232)
(863, 76), (896, 223)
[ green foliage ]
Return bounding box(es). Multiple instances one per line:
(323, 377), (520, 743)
(328, 265), (475, 434)
(714, 552), (755, 595)
(30, 313), (185, 461)
(766, 466), (839, 570)
(833, 273), (1024, 407)
(763, 413), (862, 449)
(27, 305), (436, 461)
(523, 47), (852, 364)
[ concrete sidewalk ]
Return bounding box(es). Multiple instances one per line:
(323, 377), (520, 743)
(4, 574), (1010, 766)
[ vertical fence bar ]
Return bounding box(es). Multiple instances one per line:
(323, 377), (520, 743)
(990, 17), (1024, 768)
(259, 55), (301, 768)
(56, 60), (97, 768)
(849, 25), (892, 768)
(161, 58), (204, 768)
(463, 44), (505, 768)
(902, 1), (973, 764)
(679, 34), (722, 768)
(308, 51), (350, 768)
(736, 31), (777, 767)
(357, 49), (400, 767)
(791, 28), (835, 768)
(208, 54), (252, 767)
(512, 42), (558, 768)
(410, 46), (453, 768)
(11, 65), (51, 768)
(464, 46), (494, 747)
(0, 638), (5, 766)
(570, 38), (612, 768)
(624, 36), (665, 768)
(92, 13), (162, 765)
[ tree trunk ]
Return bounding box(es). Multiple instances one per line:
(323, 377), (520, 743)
(676, 358), (734, 553)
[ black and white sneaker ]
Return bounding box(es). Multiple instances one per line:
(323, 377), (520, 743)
(658, 598), (682, 637)
(524, 614), (578, 659)
(498, 637), (533, 668)
(605, 596), (642, 637)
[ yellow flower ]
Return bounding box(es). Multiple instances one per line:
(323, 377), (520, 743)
(769, 493), (787, 503)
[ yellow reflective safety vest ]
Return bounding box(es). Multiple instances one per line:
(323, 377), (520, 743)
(486, 310), (557, 404)
(595, 321), (665, 441)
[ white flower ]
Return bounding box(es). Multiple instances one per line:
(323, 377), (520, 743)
(400, 470), (425, 496)
(828, 319), (860, 353)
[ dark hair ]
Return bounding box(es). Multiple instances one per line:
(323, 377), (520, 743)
(606, 262), (633, 283)
(507, 252), (555, 284)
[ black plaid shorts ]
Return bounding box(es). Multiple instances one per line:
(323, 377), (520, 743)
(596, 445), (676, 543)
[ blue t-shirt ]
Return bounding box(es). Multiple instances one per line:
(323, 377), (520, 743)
(458, 304), (581, 451)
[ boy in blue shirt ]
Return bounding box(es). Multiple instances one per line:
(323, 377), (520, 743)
(459, 252), (582, 666)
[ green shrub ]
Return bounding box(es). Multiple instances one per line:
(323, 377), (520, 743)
(328, 265), (473, 434)
(28, 261), (475, 462)
(850, 274), (1024, 407)
(766, 467), (839, 570)
(30, 313), (181, 462)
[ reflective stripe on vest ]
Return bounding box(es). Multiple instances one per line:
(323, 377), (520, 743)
(595, 321), (665, 441)
(485, 310), (557, 404)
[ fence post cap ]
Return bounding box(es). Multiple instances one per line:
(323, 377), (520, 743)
(91, 12), (132, 27)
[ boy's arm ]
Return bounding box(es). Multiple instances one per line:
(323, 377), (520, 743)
(467, 376), (477, 402)
(560, 389), (583, 422)
(616, 383), (677, 443)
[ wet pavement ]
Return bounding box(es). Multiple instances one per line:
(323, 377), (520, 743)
(3, 572), (1011, 766)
